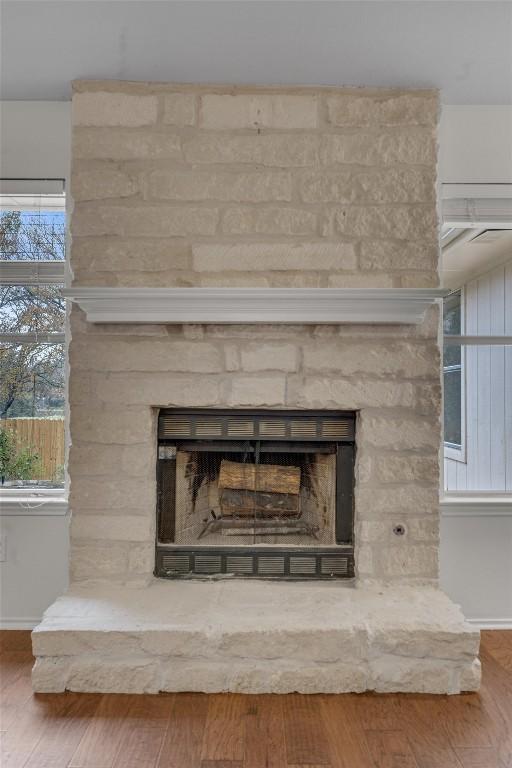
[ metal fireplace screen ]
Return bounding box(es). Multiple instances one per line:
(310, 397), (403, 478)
(156, 410), (355, 579)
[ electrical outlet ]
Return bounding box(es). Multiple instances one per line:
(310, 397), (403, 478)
(0, 534), (7, 562)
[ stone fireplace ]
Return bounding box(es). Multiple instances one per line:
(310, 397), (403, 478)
(31, 80), (480, 694)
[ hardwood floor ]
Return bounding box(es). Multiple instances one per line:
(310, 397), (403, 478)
(1, 630), (511, 767)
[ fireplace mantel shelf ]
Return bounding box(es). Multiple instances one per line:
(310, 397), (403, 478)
(62, 287), (448, 325)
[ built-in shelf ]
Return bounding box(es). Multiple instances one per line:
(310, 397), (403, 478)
(61, 287), (448, 325)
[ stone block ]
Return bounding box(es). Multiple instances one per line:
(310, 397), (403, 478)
(183, 133), (319, 166)
(369, 656), (456, 694)
(193, 242), (356, 272)
(69, 442), (155, 477)
(67, 658), (160, 693)
(359, 414), (441, 451)
(356, 486), (439, 515)
(146, 170), (292, 202)
(67, 371), (97, 405)
(355, 545), (373, 575)
(357, 454), (439, 485)
(267, 272), (327, 288)
(302, 340), (439, 378)
(73, 128), (182, 160)
(72, 237), (191, 273)
(182, 324), (205, 340)
(217, 628), (366, 663)
(73, 269), (197, 288)
(371, 627), (480, 661)
(286, 377), (415, 409)
(406, 518), (440, 542)
(128, 544), (155, 575)
(399, 272), (440, 288)
(357, 518), (439, 545)
(326, 91), (438, 126)
(69, 475), (155, 511)
(198, 272), (271, 288)
(73, 92), (158, 126)
(320, 128), (436, 166)
(330, 205), (438, 240)
(32, 629), (142, 658)
(360, 240), (439, 273)
(69, 405), (153, 445)
(71, 514), (153, 543)
(459, 658), (482, 692)
(72, 204), (218, 237)
(240, 343), (298, 372)
(222, 206), (317, 235)
(377, 544), (439, 579)
(274, 664), (368, 694)
(72, 167), (139, 201)
(71, 339), (223, 373)
(299, 167), (435, 204)
(206, 324), (309, 340)
(160, 661), (234, 694)
(228, 375), (286, 406)
(224, 344), (240, 371)
(90, 372), (222, 407)
(70, 543), (129, 581)
(162, 93), (197, 125)
(162, 660), (368, 694)
(200, 94), (317, 129)
(327, 273), (395, 288)
(32, 657), (71, 693)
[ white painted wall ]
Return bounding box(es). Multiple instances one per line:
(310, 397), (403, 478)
(0, 101), (70, 180)
(0, 513), (69, 629)
(439, 106), (512, 184)
(440, 508), (512, 626)
(445, 259), (512, 491)
(1, 101), (511, 627)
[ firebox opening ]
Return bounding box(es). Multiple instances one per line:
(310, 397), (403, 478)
(155, 409), (355, 579)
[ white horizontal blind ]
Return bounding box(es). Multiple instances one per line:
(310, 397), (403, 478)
(0, 261), (64, 285)
(443, 197), (512, 228)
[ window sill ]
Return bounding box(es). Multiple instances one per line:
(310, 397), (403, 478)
(0, 489), (68, 516)
(440, 493), (512, 516)
(444, 444), (466, 463)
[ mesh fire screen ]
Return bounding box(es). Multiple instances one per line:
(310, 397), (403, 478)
(172, 446), (336, 546)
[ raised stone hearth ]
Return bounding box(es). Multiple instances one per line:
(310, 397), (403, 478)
(32, 80), (480, 695)
(33, 581), (480, 694)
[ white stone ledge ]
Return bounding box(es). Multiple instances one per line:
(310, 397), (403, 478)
(32, 580), (480, 695)
(62, 287), (447, 325)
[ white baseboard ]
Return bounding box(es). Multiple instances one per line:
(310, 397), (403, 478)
(468, 618), (512, 630)
(0, 618), (40, 630)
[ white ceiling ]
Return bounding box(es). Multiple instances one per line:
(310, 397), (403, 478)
(1, 1), (512, 103)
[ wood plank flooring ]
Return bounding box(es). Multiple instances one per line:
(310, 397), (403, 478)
(1, 630), (511, 768)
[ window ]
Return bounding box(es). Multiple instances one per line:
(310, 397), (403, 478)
(443, 291), (464, 454)
(0, 182), (66, 489)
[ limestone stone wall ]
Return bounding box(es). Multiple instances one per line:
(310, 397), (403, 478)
(69, 81), (441, 585)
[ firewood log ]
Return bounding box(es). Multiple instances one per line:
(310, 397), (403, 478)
(218, 459), (301, 495)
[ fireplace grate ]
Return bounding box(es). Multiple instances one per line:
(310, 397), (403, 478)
(157, 547), (354, 579)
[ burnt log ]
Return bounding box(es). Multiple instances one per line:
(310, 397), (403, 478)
(218, 460), (301, 495)
(218, 459), (301, 519)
